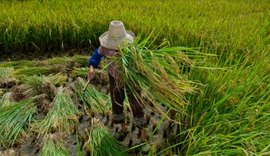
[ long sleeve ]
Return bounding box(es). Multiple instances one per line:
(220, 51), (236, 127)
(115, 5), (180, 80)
(88, 48), (103, 68)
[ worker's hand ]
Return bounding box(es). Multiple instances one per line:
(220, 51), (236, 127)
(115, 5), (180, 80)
(88, 65), (95, 80)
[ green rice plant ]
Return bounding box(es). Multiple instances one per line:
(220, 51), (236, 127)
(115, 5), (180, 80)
(0, 99), (36, 147)
(72, 55), (89, 66)
(33, 87), (78, 136)
(0, 93), (12, 108)
(75, 78), (110, 113)
(72, 67), (107, 80)
(0, 60), (35, 68)
(40, 134), (69, 156)
(159, 51), (270, 155)
(47, 57), (71, 65)
(85, 120), (127, 156)
(13, 67), (53, 78)
(21, 74), (67, 91)
(116, 36), (205, 119)
(0, 0), (268, 61)
(72, 67), (88, 78)
(0, 0), (269, 154)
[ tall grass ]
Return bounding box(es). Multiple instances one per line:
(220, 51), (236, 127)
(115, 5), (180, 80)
(0, 0), (269, 60)
(159, 48), (270, 155)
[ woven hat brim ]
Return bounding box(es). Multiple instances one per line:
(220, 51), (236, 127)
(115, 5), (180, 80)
(99, 31), (134, 50)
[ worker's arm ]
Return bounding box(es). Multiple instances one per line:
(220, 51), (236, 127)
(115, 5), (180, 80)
(88, 48), (103, 80)
(88, 48), (103, 68)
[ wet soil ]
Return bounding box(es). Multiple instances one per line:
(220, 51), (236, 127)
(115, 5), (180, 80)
(0, 58), (182, 156)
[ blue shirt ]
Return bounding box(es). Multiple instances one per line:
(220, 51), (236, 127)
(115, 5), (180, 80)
(88, 48), (103, 68)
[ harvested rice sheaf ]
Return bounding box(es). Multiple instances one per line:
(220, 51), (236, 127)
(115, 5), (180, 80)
(40, 134), (69, 156)
(0, 60), (35, 68)
(47, 57), (71, 65)
(0, 93), (12, 108)
(0, 99), (36, 147)
(21, 74), (67, 92)
(115, 36), (203, 118)
(71, 55), (89, 67)
(0, 67), (17, 87)
(33, 87), (78, 136)
(75, 78), (110, 114)
(0, 67), (14, 81)
(72, 67), (88, 78)
(72, 68), (108, 87)
(85, 119), (127, 156)
(13, 67), (53, 78)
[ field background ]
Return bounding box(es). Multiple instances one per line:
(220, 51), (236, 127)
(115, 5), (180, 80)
(0, 0), (270, 155)
(1, 0), (269, 59)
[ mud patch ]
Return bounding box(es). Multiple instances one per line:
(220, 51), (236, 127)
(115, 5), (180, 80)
(0, 80), (17, 89)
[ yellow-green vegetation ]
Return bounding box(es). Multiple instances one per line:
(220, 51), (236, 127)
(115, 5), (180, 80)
(0, 0), (269, 59)
(117, 36), (200, 117)
(75, 78), (110, 113)
(0, 93), (11, 108)
(33, 87), (79, 136)
(0, 99), (36, 147)
(0, 0), (269, 155)
(85, 122), (127, 156)
(22, 74), (67, 88)
(40, 135), (69, 156)
(0, 68), (14, 81)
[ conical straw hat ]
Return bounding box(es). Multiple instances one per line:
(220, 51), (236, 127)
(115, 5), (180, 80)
(99, 20), (134, 50)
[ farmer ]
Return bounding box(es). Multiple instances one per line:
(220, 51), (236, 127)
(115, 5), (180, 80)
(87, 20), (147, 141)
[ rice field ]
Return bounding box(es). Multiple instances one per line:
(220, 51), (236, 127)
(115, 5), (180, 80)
(0, 0), (270, 155)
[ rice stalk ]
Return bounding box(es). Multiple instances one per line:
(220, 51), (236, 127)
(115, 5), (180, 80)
(0, 89), (3, 97)
(85, 119), (127, 156)
(33, 87), (78, 136)
(0, 99), (36, 147)
(72, 55), (89, 66)
(13, 66), (53, 78)
(0, 0), (266, 61)
(116, 36), (202, 119)
(47, 57), (71, 65)
(0, 60), (35, 68)
(75, 78), (110, 113)
(21, 74), (67, 93)
(40, 134), (69, 156)
(0, 93), (12, 108)
(167, 53), (270, 155)
(72, 67), (88, 78)
(72, 67), (107, 81)
(0, 67), (14, 82)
